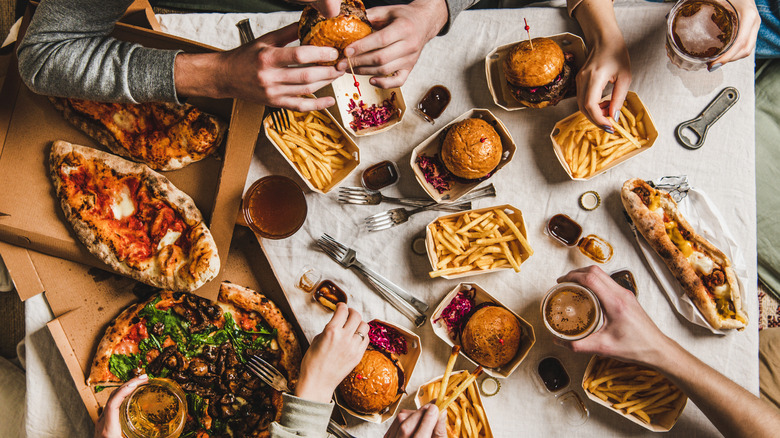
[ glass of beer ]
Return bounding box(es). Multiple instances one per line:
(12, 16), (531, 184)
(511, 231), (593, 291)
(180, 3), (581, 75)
(541, 283), (603, 341)
(120, 378), (187, 438)
(666, 0), (739, 71)
(242, 175), (308, 239)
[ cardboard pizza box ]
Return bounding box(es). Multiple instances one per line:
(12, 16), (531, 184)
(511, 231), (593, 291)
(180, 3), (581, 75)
(45, 227), (309, 421)
(0, 6), (262, 300)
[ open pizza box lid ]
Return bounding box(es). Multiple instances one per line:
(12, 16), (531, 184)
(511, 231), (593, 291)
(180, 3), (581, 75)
(44, 227), (311, 421)
(410, 109), (516, 203)
(581, 355), (688, 432)
(485, 33), (586, 112)
(0, 8), (262, 300)
(334, 319), (422, 424)
(429, 283), (535, 379)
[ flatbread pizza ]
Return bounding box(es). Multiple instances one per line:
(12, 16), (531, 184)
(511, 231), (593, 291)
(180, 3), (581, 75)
(621, 178), (747, 330)
(88, 282), (302, 437)
(50, 97), (227, 171)
(49, 140), (219, 292)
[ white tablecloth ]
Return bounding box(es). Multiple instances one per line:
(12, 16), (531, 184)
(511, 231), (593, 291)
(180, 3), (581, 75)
(18, 4), (757, 438)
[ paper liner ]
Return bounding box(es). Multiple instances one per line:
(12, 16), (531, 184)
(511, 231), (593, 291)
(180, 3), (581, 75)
(410, 109), (516, 203)
(263, 108), (360, 194)
(425, 204), (531, 280)
(550, 91), (658, 181)
(322, 74), (406, 137)
(429, 283), (535, 378)
(582, 356), (688, 432)
(485, 33), (587, 112)
(413, 371), (494, 438)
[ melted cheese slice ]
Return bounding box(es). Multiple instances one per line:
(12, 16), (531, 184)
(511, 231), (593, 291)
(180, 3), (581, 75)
(157, 229), (182, 250)
(62, 165), (80, 175)
(110, 186), (135, 220)
(688, 252), (715, 275)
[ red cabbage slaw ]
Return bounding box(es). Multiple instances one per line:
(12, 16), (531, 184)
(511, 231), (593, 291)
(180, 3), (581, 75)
(348, 92), (397, 131)
(433, 287), (476, 340)
(368, 320), (408, 355)
(416, 153), (451, 194)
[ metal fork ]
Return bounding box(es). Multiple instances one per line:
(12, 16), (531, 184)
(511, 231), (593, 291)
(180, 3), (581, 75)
(236, 19), (290, 133)
(338, 188), (463, 211)
(246, 356), (355, 438)
(317, 234), (428, 327)
(365, 200), (471, 232)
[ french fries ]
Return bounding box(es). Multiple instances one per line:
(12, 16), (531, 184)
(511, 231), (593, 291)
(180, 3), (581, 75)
(428, 207), (532, 278)
(583, 356), (685, 427)
(553, 100), (651, 179)
(266, 109), (357, 191)
(419, 352), (492, 438)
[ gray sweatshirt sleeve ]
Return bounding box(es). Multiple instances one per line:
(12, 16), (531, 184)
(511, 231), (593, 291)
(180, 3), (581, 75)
(17, 0), (181, 103)
(269, 393), (335, 438)
(440, 0), (481, 35)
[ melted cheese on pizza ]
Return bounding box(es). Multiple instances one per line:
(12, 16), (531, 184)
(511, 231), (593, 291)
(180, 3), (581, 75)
(57, 156), (190, 267)
(67, 99), (223, 170)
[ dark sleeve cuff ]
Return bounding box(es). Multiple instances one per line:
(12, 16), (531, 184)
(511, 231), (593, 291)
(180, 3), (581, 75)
(439, 0), (481, 36)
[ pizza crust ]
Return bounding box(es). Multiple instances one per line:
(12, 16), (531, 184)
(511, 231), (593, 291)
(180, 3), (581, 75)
(50, 141), (220, 292)
(49, 97), (227, 171)
(218, 282), (302, 387)
(621, 178), (747, 330)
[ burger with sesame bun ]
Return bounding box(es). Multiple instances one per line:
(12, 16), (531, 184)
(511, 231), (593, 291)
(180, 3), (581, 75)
(460, 304), (522, 368)
(503, 37), (575, 108)
(336, 348), (404, 414)
(298, 0), (373, 66)
(440, 118), (503, 180)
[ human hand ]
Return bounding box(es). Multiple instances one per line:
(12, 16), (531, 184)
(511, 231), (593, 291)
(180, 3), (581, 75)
(176, 23), (343, 111)
(708, 0), (760, 71)
(575, 32), (631, 131)
(294, 0), (342, 18)
(294, 303), (369, 403)
(337, 0), (448, 88)
(93, 375), (148, 438)
(555, 266), (673, 367)
(383, 404), (447, 438)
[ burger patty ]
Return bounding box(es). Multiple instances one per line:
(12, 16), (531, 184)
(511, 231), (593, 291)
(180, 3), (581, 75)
(298, 0), (371, 40)
(510, 61), (573, 106)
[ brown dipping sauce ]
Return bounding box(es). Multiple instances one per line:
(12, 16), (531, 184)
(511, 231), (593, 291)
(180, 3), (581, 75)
(547, 214), (582, 246)
(362, 161), (399, 191)
(578, 235), (613, 264)
(416, 85), (451, 124)
(538, 357), (570, 393)
(313, 280), (348, 311)
(610, 270), (638, 295)
(243, 175), (307, 239)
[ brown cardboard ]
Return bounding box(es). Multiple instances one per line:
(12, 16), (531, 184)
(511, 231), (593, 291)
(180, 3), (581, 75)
(0, 15), (262, 299)
(44, 227), (308, 421)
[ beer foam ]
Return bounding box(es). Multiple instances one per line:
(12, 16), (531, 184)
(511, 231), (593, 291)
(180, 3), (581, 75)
(673, 3), (728, 57)
(545, 289), (596, 336)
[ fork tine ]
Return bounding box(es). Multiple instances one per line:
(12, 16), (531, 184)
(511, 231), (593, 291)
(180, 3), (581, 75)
(280, 109), (291, 130)
(317, 239), (346, 260)
(270, 110), (282, 133)
(249, 356), (283, 378)
(338, 187), (368, 194)
(321, 234), (349, 252)
(245, 360), (273, 382)
(368, 222), (396, 232)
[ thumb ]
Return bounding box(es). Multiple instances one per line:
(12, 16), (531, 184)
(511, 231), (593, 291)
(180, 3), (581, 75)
(433, 409), (448, 438)
(257, 23), (300, 48)
(608, 73), (631, 122)
(365, 6), (393, 29)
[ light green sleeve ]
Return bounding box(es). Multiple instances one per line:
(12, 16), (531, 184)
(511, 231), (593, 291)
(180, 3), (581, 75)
(269, 393), (335, 438)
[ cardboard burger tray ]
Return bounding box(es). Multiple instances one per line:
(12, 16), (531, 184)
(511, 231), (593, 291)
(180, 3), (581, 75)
(0, 6), (262, 300)
(42, 227), (309, 421)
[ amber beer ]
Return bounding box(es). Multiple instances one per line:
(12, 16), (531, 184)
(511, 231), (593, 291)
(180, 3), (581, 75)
(542, 283), (602, 340)
(120, 379), (187, 438)
(666, 0), (738, 70)
(242, 175), (308, 239)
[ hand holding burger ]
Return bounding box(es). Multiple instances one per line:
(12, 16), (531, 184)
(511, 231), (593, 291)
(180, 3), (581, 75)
(295, 303), (370, 403)
(298, 0), (374, 66)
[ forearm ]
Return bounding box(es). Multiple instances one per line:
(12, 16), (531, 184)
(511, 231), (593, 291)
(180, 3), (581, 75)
(571, 0), (621, 48)
(17, 0), (180, 103)
(650, 338), (780, 437)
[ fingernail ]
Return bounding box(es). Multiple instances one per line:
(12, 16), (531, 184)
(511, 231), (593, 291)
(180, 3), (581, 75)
(369, 78), (377, 86)
(708, 63), (722, 72)
(345, 47), (355, 57)
(603, 125), (615, 134)
(328, 49), (339, 61)
(613, 111), (620, 123)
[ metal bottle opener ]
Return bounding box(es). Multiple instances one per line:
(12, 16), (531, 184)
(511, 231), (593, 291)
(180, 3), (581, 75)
(675, 87), (739, 150)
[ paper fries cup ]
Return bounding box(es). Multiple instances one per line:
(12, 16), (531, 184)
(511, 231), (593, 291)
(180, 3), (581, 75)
(485, 33), (586, 111)
(582, 356), (687, 432)
(263, 108), (360, 194)
(335, 320), (421, 423)
(414, 371), (495, 438)
(429, 283), (535, 378)
(425, 204), (531, 280)
(410, 108), (516, 203)
(550, 91), (658, 181)
(322, 74), (406, 137)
